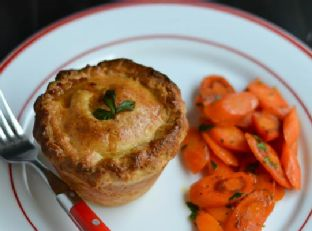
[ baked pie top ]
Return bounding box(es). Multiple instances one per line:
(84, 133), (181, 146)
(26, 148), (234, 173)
(34, 59), (188, 184)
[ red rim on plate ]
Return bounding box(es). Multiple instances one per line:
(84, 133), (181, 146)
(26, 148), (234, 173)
(0, 3), (311, 231)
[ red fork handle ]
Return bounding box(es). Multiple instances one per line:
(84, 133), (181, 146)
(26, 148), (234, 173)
(70, 201), (110, 231)
(57, 193), (110, 231)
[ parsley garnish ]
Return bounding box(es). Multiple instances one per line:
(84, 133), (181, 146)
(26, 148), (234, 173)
(211, 161), (218, 170)
(229, 192), (243, 201)
(186, 202), (199, 221)
(116, 100), (135, 113)
(254, 135), (267, 152)
(93, 108), (115, 120)
(263, 156), (277, 169)
(103, 89), (116, 114)
(198, 124), (214, 132)
(93, 90), (135, 120)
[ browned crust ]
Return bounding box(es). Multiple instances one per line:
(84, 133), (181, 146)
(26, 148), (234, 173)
(33, 59), (188, 196)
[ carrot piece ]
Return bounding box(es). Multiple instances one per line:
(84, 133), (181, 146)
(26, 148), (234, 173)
(236, 112), (253, 129)
(281, 141), (301, 189)
(274, 182), (286, 201)
(206, 154), (234, 176)
(270, 136), (284, 156)
(199, 75), (235, 104)
(203, 92), (259, 126)
(195, 211), (223, 231)
(255, 169), (286, 201)
(283, 107), (300, 144)
(189, 172), (256, 208)
(247, 79), (289, 118)
(252, 111), (280, 141)
(181, 128), (209, 173)
(224, 190), (274, 231)
(245, 133), (291, 188)
(208, 126), (249, 152)
(254, 171), (275, 196)
(195, 95), (204, 108)
(202, 133), (238, 167)
(206, 207), (232, 225)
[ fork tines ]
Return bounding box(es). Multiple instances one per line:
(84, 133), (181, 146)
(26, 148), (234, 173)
(0, 90), (24, 142)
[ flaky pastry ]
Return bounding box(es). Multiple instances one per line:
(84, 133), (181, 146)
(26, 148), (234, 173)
(33, 59), (188, 206)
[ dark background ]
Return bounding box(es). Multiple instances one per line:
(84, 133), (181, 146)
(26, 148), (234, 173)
(0, 0), (311, 61)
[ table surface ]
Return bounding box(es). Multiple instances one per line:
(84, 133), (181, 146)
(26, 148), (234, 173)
(0, 0), (311, 61)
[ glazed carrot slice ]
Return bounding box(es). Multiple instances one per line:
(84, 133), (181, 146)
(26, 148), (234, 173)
(281, 141), (301, 189)
(252, 111), (280, 141)
(203, 92), (259, 126)
(273, 182), (286, 201)
(208, 126), (249, 152)
(245, 133), (291, 188)
(206, 207), (232, 225)
(247, 79), (289, 118)
(189, 172), (256, 208)
(195, 211), (223, 231)
(181, 128), (209, 173)
(283, 107), (300, 144)
(224, 190), (274, 231)
(207, 154), (234, 176)
(202, 133), (238, 167)
(254, 171), (275, 198)
(199, 75), (235, 104)
(236, 112), (253, 129)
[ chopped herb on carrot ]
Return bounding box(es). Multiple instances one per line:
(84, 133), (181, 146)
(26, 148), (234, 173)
(257, 142), (267, 152)
(186, 202), (199, 221)
(254, 135), (267, 152)
(263, 156), (277, 169)
(211, 161), (218, 170)
(229, 192), (243, 201)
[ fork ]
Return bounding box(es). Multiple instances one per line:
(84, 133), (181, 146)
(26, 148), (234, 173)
(0, 90), (110, 231)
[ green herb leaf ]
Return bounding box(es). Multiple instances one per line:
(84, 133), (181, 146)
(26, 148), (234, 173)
(254, 135), (267, 152)
(245, 162), (259, 173)
(103, 89), (116, 114)
(229, 192), (243, 201)
(257, 142), (267, 152)
(198, 124), (214, 132)
(211, 161), (218, 170)
(263, 156), (277, 169)
(116, 100), (135, 113)
(254, 135), (262, 143)
(93, 89), (135, 121)
(214, 95), (221, 101)
(186, 202), (199, 221)
(93, 108), (115, 120)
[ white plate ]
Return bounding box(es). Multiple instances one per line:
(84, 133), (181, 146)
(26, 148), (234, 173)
(0, 3), (311, 231)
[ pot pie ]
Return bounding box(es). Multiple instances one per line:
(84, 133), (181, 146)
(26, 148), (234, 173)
(33, 59), (188, 206)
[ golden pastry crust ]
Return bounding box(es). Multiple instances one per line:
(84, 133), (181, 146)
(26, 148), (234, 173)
(33, 59), (188, 206)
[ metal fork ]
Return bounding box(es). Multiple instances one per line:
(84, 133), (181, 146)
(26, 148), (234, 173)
(0, 90), (110, 231)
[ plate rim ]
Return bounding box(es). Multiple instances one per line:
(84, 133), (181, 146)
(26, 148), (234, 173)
(0, 2), (311, 75)
(0, 2), (311, 231)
